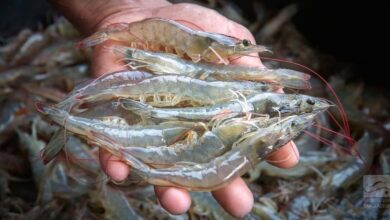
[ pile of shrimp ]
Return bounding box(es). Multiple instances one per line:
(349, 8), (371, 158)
(2, 4), (388, 219)
(35, 17), (331, 191)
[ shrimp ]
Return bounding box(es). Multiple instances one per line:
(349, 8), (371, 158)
(113, 46), (311, 89)
(126, 187), (188, 220)
(128, 197), (189, 220)
(0, 29), (32, 62)
(10, 33), (50, 65)
(32, 41), (89, 68)
(247, 151), (338, 181)
(0, 100), (25, 133)
(44, 17), (80, 39)
(0, 66), (44, 87)
(36, 103), (194, 149)
(321, 132), (375, 191)
(89, 183), (143, 220)
(90, 113), (319, 191)
(120, 92), (331, 121)
(190, 192), (257, 219)
(77, 18), (270, 64)
(60, 74), (276, 111)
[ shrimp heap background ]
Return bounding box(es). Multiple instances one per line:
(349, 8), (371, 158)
(1, 3), (389, 220)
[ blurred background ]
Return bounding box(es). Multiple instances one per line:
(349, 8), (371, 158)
(1, 0), (389, 219)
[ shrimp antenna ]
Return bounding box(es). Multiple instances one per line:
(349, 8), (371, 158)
(173, 19), (205, 31)
(258, 56), (353, 147)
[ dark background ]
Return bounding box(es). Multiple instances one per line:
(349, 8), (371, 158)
(1, 0), (388, 86)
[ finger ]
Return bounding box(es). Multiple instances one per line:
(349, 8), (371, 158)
(92, 41), (129, 77)
(212, 177), (253, 218)
(154, 186), (191, 214)
(266, 141), (300, 168)
(99, 148), (130, 181)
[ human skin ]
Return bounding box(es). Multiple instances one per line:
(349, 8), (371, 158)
(50, 0), (300, 217)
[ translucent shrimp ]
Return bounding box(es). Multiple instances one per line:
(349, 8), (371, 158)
(0, 66), (44, 87)
(113, 46), (311, 89)
(36, 103), (194, 149)
(17, 126), (46, 186)
(90, 113), (319, 191)
(321, 132), (375, 191)
(190, 192), (249, 219)
(61, 74), (276, 111)
(128, 197), (189, 220)
(120, 92), (331, 121)
(89, 183), (143, 220)
(77, 18), (270, 64)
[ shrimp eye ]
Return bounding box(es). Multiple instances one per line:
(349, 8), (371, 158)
(291, 121), (297, 127)
(306, 99), (315, 105)
(242, 39), (250, 47)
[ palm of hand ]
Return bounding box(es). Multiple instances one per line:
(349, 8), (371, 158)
(92, 2), (299, 217)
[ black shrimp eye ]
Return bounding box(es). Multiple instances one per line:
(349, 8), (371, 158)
(242, 39), (250, 47)
(291, 121), (297, 127)
(306, 98), (315, 105)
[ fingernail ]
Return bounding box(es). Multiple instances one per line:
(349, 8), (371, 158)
(266, 141), (299, 168)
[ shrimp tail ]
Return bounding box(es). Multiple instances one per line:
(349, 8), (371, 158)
(278, 78), (312, 90)
(274, 69), (312, 89)
(76, 22), (129, 49)
(275, 69), (311, 80)
(119, 98), (152, 117)
(40, 128), (66, 164)
(76, 31), (108, 49)
(36, 103), (69, 164)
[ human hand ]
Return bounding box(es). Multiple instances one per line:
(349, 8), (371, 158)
(51, 1), (300, 217)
